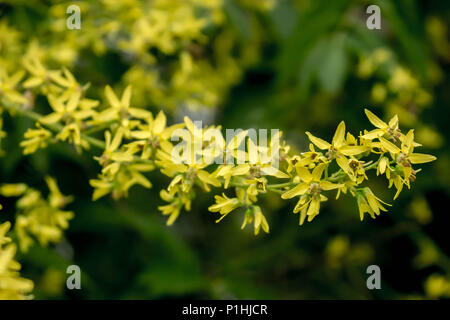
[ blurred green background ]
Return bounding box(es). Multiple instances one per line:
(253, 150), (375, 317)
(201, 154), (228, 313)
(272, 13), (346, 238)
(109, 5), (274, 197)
(0, 0), (449, 299)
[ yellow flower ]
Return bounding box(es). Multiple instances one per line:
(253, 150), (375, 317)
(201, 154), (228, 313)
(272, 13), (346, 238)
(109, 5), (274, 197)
(47, 68), (85, 100)
(371, 83), (387, 103)
(40, 92), (92, 125)
(158, 189), (191, 226)
(156, 148), (221, 194)
(348, 158), (368, 184)
(298, 143), (327, 168)
(244, 177), (267, 194)
(335, 179), (357, 200)
(158, 202), (182, 226)
(45, 176), (73, 208)
(240, 205), (269, 235)
(356, 188), (390, 221)
(90, 162), (153, 201)
(213, 164), (248, 189)
(0, 69), (27, 105)
(282, 163), (342, 224)
(361, 109), (401, 141)
(306, 121), (368, 175)
(210, 130), (252, 188)
(208, 193), (240, 222)
(129, 110), (183, 159)
(388, 67), (418, 92)
(57, 122), (88, 149)
(222, 138), (289, 182)
(94, 85), (150, 131)
(181, 116), (226, 164)
(379, 129), (436, 184)
(377, 156), (391, 177)
(424, 274), (450, 299)
(95, 128), (142, 178)
(20, 124), (52, 155)
(22, 56), (51, 89)
(282, 163), (341, 199)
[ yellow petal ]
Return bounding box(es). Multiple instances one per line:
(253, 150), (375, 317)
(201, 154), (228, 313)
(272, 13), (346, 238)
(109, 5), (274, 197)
(332, 121), (346, 148)
(365, 109), (387, 129)
(130, 131), (150, 140)
(105, 85), (121, 109)
(378, 157), (388, 174)
(231, 164), (250, 176)
(312, 163), (326, 181)
(66, 91), (81, 112)
(388, 114), (398, 128)
(408, 153), (436, 164)
(336, 155), (351, 173)
(23, 77), (43, 88)
(48, 94), (64, 113)
(281, 183), (309, 199)
(401, 129), (415, 154)
(121, 85), (132, 108)
(153, 111), (167, 134)
(295, 165), (313, 182)
(40, 113), (62, 124)
(305, 132), (331, 150)
(320, 181), (342, 191)
(197, 170), (221, 187)
(361, 129), (385, 140)
(260, 166), (289, 178)
(339, 145), (368, 156)
(307, 198), (320, 216)
(128, 108), (151, 119)
(109, 129), (124, 152)
(379, 137), (401, 154)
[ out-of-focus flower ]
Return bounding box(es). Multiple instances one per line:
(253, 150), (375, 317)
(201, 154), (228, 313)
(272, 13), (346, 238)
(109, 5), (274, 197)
(0, 222), (34, 300)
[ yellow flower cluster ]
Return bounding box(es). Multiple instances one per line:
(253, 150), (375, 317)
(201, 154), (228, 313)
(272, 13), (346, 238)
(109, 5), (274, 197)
(0, 177), (74, 252)
(0, 62), (436, 236)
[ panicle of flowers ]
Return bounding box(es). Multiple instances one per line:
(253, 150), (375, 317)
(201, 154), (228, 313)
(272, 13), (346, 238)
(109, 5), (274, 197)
(0, 62), (436, 235)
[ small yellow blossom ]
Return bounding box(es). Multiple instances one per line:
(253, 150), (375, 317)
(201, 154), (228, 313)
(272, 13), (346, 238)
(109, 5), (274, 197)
(282, 163), (342, 224)
(306, 121), (368, 176)
(0, 69), (27, 105)
(95, 85), (150, 132)
(208, 193), (240, 222)
(240, 205), (269, 235)
(20, 124), (52, 155)
(355, 187), (391, 221)
(361, 109), (401, 141)
(129, 111), (183, 159)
